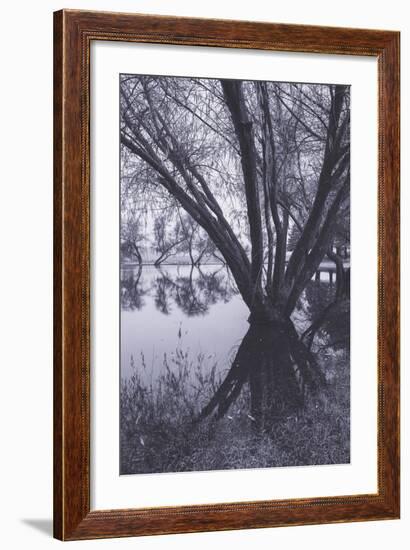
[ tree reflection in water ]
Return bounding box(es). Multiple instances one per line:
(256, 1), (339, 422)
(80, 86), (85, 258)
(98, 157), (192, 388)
(121, 264), (238, 317)
(121, 264), (349, 430)
(154, 266), (237, 317)
(120, 264), (147, 311)
(300, 280), (350, 352)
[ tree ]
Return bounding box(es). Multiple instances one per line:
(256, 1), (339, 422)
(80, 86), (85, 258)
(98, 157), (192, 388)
(177, 212), (217, 266)
(152, 215), (185, 266)
(120, 218), (147, 311)
(121, 218), (144, 265)
(120, 75), (350, 427)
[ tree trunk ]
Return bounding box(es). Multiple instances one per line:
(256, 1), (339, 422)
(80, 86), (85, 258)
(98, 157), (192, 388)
(132, 243), (143, 268)
(327, 248), (349, 299)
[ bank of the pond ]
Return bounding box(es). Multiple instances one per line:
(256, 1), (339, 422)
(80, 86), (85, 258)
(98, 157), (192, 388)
(120, 346), (350, 475)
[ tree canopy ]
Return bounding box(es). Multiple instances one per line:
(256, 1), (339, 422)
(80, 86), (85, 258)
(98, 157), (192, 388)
(120, 75), (350, 323)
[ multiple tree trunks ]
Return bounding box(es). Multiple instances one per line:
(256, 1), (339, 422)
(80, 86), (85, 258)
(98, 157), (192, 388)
(120, 75), (350, 426)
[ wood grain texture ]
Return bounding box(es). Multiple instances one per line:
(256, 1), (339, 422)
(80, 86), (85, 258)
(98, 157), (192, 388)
(53, 10), (63, 540)
(53, 9), (400, 541)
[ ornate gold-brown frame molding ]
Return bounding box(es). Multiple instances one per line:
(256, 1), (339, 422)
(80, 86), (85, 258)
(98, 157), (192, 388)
(54, 9), (400, 540)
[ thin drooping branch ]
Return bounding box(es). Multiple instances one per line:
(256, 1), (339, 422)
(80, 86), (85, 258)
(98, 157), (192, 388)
(282, 84), (330, 133)
(158, 80), (240, 154)
(273, 91), (324, 142)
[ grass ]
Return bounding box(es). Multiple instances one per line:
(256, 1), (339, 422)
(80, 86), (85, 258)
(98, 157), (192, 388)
(120, 340), (350, 475)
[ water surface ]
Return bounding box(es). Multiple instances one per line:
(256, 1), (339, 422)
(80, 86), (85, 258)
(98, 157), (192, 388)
(120, 264), (249, 381)
(120, 264), (336, 382)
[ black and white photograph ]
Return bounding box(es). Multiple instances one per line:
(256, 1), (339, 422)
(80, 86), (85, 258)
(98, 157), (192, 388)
(119, 74), (351, 475)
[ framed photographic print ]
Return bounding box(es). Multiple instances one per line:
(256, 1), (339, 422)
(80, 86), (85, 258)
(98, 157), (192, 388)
(54, 9), (400, 540)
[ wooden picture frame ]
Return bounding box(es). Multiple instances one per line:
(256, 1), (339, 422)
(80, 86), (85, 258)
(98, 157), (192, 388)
(53, 9), (400, 541)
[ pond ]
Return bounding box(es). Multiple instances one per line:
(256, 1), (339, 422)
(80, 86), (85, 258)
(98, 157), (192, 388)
(120, 263), (350, 473)
(120, 264), (337, 383)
